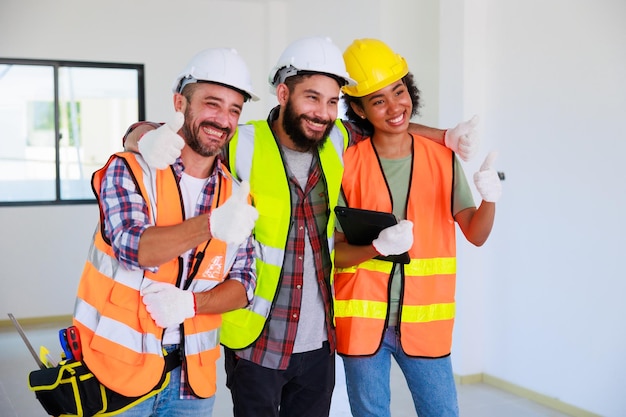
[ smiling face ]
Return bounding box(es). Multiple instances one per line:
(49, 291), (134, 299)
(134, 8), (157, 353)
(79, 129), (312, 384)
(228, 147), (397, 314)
(352, 79), (413, 135)
(276, 74), (341, 152)
(177, 82), (244, 157)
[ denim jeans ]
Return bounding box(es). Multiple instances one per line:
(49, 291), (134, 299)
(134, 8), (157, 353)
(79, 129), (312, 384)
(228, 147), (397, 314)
(342, 327), (459, 417)
(115, 346), (215, 417)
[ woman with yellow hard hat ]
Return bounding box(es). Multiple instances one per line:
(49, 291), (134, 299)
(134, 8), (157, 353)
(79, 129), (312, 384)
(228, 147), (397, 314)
(333, 38), (502, 417)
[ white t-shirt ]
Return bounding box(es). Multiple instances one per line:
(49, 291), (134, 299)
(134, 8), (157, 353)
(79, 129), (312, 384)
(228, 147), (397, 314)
(162, 172), (208, 345)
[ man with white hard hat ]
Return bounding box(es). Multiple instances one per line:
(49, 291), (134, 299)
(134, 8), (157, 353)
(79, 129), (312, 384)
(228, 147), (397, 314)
(73, 47), (258, 417)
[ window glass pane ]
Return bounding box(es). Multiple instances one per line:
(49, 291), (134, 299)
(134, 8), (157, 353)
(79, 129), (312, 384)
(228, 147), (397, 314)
(58, 66), (139, 200)
(0, 64), (56, 202)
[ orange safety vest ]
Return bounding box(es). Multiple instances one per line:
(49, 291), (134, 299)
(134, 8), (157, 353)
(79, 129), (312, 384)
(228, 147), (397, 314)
(335, 134), (457, 358)
(73, 152), (234, 398)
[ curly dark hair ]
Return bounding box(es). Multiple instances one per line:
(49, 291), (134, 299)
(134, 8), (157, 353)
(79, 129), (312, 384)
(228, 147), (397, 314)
(343, 72), (421, 132)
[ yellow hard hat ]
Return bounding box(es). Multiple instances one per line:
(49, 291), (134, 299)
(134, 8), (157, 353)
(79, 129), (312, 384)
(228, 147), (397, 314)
(342, 39), (409, 98)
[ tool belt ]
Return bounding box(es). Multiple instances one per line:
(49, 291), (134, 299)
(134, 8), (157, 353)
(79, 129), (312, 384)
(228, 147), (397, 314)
(28, 349), (182, 417)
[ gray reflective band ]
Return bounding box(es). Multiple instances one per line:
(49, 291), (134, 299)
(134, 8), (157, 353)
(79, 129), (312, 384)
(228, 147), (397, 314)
(86, 241), (143, 290)
(74, 301), (162, 355)
(185, 329), (219, 355)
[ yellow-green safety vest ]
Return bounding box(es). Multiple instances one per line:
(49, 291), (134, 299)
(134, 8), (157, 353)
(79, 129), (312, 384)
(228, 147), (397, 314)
(221, 120), (348, 349)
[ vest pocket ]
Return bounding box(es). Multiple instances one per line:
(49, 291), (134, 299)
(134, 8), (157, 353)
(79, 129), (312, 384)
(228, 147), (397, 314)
(89, 283), (147, 366)
(108, 281), (141, 310)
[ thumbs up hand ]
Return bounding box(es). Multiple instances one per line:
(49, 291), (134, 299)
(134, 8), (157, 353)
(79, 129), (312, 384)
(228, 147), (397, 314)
(138, 112), (185, 169)
(444, 115), (480, 162)
(209, 180), (259, 245)
(473, 151), (502, 203)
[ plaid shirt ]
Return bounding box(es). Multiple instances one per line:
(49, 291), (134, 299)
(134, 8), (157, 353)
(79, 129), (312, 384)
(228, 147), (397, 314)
(121, 116), (369, 372)
(100, 154), (256, 398)
(232, 110), (368, 370)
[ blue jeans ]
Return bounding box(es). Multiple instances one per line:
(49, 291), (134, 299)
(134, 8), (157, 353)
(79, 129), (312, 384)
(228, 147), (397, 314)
(342, 327), (459, 417)
(115, 347), (215, 417)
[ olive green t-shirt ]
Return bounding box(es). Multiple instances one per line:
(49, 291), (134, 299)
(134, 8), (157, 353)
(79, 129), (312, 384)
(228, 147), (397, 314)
(337, 155), (474, 325)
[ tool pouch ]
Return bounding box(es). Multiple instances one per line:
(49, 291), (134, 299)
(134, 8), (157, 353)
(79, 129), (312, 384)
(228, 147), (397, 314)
(27, 355), (178, 417)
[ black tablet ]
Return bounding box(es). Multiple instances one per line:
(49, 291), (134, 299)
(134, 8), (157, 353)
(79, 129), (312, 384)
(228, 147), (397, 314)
(334, 206), (411, 264)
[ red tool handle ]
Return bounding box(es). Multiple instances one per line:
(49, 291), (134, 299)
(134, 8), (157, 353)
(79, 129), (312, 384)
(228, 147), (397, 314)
(66, 326), (83, 362)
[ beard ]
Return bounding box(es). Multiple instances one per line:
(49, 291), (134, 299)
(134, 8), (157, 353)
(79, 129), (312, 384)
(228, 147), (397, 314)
(282, 100), (334, 152)
(181, 107), (231, 157)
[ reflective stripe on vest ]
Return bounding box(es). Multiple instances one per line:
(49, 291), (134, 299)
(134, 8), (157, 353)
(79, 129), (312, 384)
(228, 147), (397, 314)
(73, 152), (235, 397)
(335, 135), (456, 357)
(221, 120), (347, 349)
(335, 257), (456, 321)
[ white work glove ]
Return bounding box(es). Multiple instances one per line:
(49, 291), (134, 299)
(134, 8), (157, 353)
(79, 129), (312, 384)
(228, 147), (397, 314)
(142, 282), (195, 328)
(473, 151), (502, 203)
(372, 220), (414, 257)
(138, 112), (185, 169)
(210, 180), (259, 246)
(444, 115), (479, 162)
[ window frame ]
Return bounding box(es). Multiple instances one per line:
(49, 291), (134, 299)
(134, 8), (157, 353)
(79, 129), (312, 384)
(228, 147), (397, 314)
(0, 57), (145, 207)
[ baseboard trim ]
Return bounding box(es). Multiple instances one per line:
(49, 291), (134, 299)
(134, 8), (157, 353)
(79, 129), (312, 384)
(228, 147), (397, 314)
(454, 373), (483, 385)
(454, 372), (601, 417)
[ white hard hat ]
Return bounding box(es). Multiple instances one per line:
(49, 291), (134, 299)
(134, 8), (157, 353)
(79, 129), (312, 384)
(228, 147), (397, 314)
(268, 36), (356, 94)
(172, 48), (259, 102)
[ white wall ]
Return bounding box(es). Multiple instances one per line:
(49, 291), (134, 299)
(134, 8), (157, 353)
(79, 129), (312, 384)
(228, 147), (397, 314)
(0, 206), (98, 317)
(440, 1), (626, 416)
(486, 2), (626, 416)
(1, 0), (624, 416)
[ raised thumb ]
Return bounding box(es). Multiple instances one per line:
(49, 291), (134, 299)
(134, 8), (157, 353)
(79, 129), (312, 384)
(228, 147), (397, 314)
(166, 111), (185, 133)
(480, 151), (498, 172)
(467, 115), (479, 130)
(232, 180), (251, 202)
